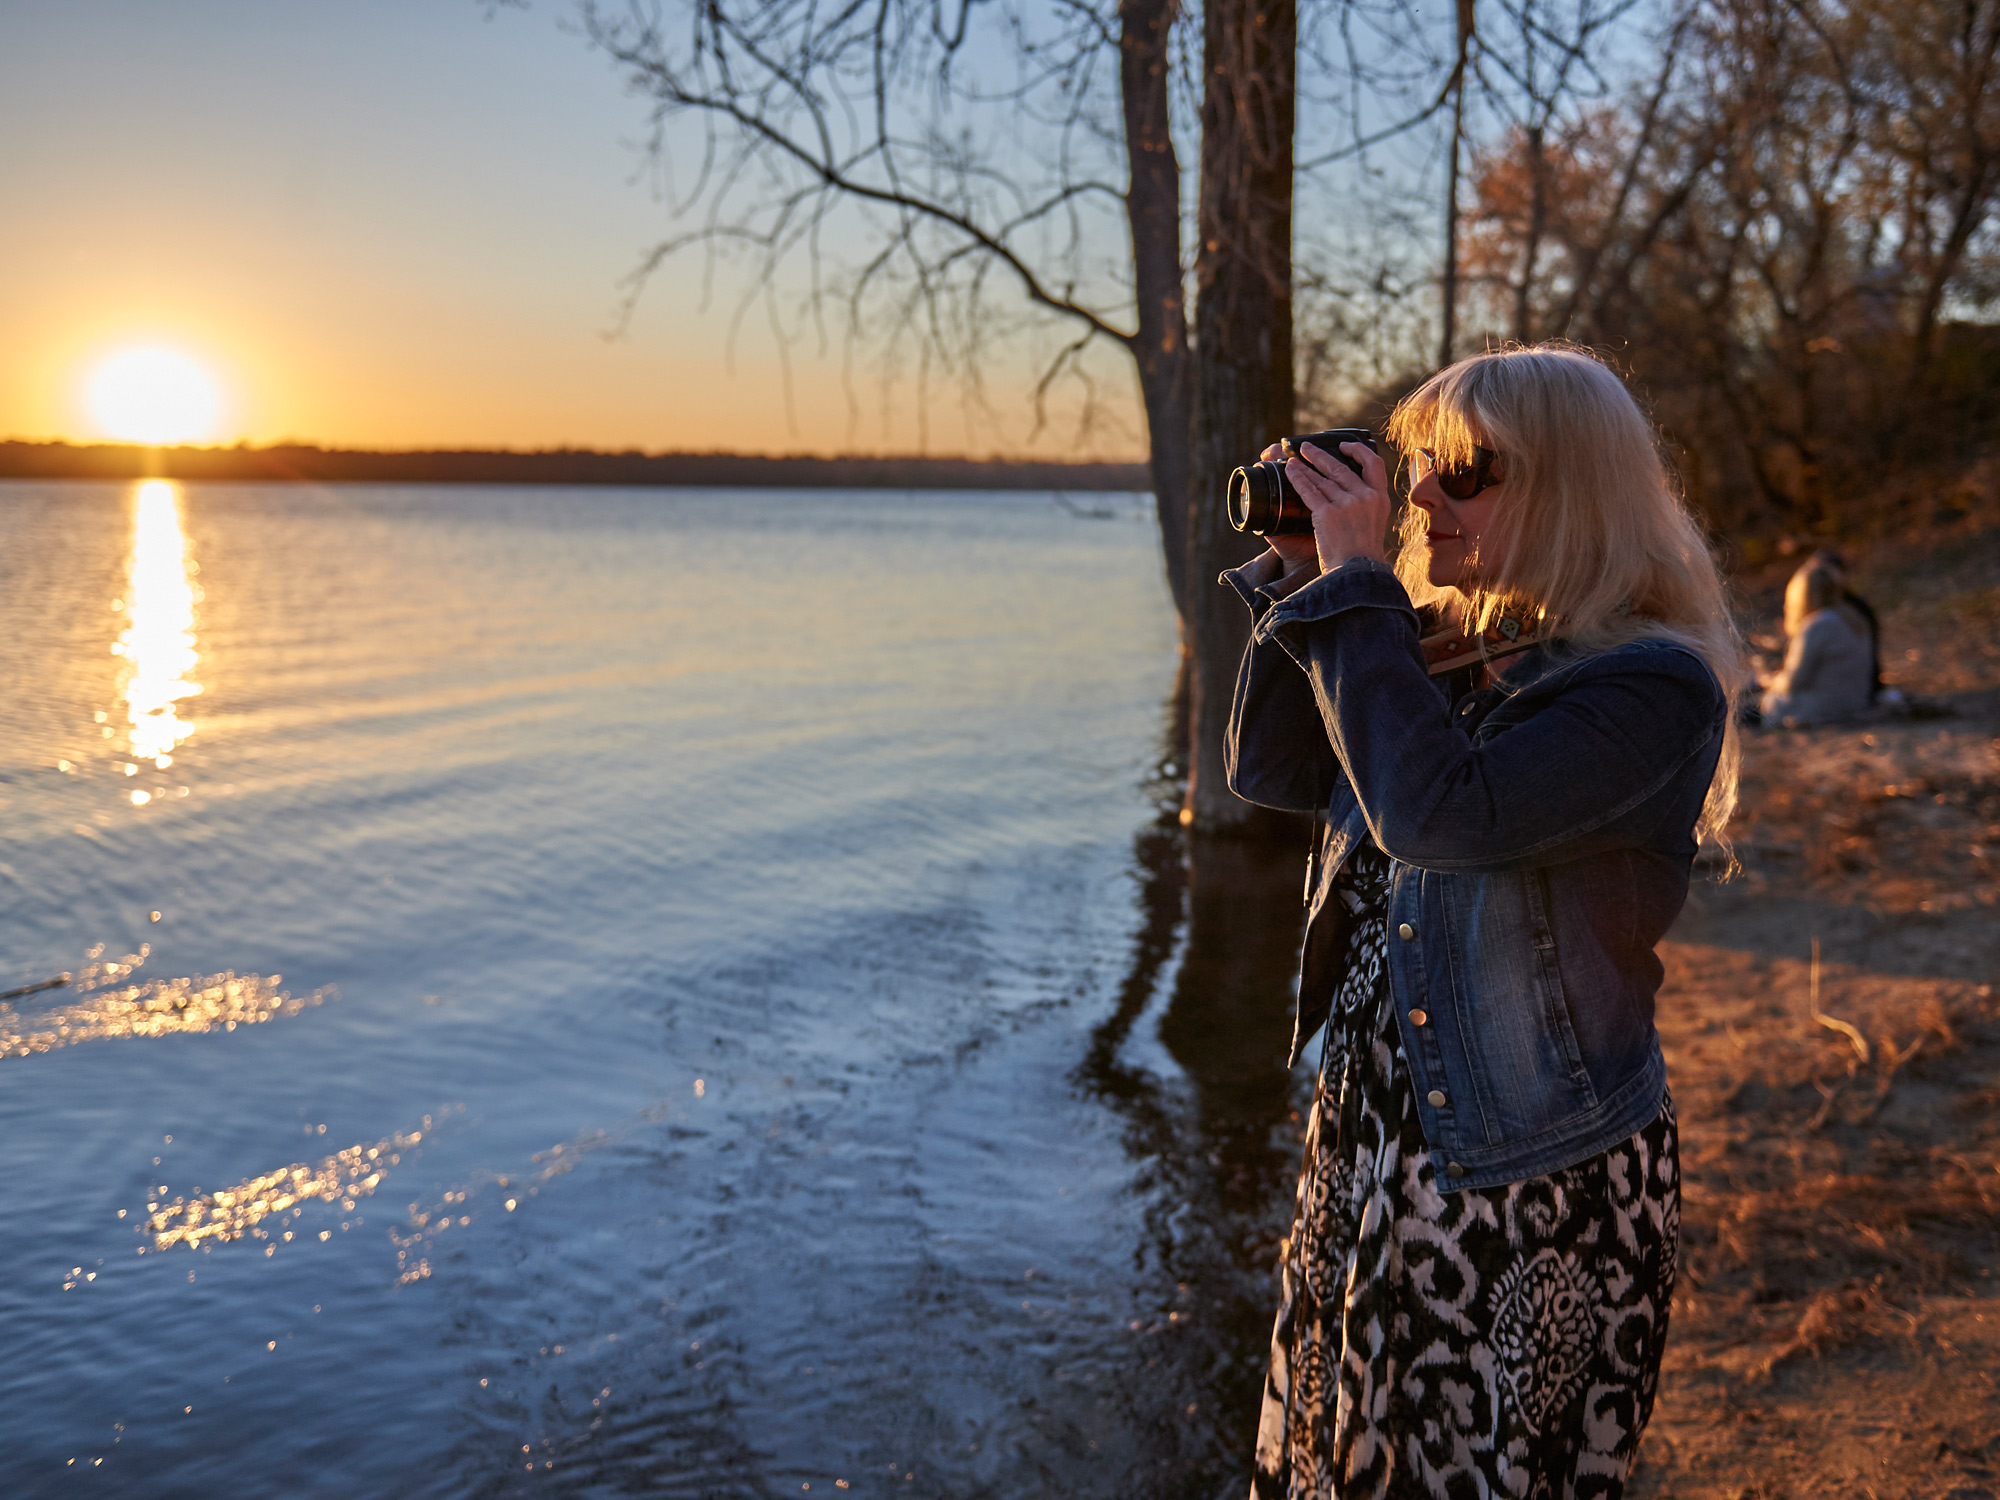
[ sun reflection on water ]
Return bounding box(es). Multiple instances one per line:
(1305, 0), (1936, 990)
(0, 961), (329, 1058)
(143, 1125), (425, 1254)
(113, 479), (201, 767)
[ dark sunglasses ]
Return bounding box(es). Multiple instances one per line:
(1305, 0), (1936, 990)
(1418, 446), (1503, 501)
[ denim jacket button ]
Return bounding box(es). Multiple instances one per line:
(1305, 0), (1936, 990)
(1426, 1089), (1447, 1108)
(1408, 1008), (1429, 1026)
(1397, 922), (1416, 941)
(1447, 1161), (1468, 1180)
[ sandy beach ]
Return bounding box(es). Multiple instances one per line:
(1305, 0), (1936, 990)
(1631, 528), (2000, 1497)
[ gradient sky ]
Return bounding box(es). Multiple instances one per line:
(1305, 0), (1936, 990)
(1, 1), (1126, 456)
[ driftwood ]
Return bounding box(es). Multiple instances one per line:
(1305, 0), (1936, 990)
(0, 973), (71, 1003)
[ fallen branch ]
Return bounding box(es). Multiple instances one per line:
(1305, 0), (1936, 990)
(0, 973), (71, 1003)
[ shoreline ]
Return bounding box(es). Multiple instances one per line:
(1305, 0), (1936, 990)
(0, 439), (1152, 493)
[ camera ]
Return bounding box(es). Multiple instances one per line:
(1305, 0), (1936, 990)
(1226, 428), (1376, 536)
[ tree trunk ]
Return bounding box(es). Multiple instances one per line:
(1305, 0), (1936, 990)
(1441, 0), (1473, 365)
(1441, 72), (1464, 366)
(1120, 0), (1195, 624)
(1907, 165), (1998, 395)
(1184, 0), (1297, 833)
(1513, 123), (1548, 343)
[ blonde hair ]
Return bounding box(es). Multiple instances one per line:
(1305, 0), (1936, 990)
(1783, 561), (1840, 636)
(1382, 342), (1741, 847)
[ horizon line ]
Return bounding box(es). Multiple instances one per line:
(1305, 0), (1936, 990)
(1, 435), (1151, 468)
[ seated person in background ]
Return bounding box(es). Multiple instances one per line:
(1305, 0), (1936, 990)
(1807, 547), (1883, 701)
(1759, 557), (1875, 724)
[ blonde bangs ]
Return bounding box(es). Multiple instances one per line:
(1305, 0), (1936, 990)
(1383, 371), (1485, 467)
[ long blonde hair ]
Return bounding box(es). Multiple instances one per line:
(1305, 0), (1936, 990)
(1782, 560), (1840, 636)
(1382, 343), (1741, 846)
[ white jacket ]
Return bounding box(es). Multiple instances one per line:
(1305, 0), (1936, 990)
(1760, 607), (1873, 725)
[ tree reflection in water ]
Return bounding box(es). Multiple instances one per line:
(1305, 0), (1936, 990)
(1077, 730), (1315, 1492)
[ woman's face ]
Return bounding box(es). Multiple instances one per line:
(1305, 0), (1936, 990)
(1409, 447), (1507, 593)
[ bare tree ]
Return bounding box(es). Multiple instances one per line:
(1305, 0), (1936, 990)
(1182, 0), (1299, 830)
(1457, 0), (2000, 532)
(584, 0), (1453, 831)
(1857, 0), (2000, 391)
(1287, 0), (1667, 412)
(583, 0), (1785, 818)
(1455, 0), (1650, 342)
(1440, 0), (1474, 364)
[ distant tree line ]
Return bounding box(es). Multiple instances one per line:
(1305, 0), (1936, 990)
(0, 440), (1150, 492)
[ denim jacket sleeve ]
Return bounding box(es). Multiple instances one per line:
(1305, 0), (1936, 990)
(1249, 558), (1725, 871)
(1220, 551), (1341, 812)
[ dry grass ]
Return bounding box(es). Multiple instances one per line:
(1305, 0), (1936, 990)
(1627, 526), (2000, 1499)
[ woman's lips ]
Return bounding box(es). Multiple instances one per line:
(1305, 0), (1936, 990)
(1426, 530), (1463, 542)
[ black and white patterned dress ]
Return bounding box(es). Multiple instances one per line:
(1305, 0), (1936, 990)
(1251, 842), (1679, 1500)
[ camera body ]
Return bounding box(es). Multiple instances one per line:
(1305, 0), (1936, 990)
(1226, 428), (1376, 536)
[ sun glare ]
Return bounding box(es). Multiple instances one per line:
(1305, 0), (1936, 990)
(117, 479), (201, 766)
(89, 348), (222, 445)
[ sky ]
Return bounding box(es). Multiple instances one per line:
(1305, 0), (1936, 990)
(0, 0), (1129, 457)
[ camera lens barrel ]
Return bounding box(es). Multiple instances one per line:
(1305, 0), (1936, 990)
(1225, 428), (1376, 536)
(1226, 462), (1309, 535)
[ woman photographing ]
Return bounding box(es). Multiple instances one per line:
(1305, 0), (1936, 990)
(1223, 345), (1739, 1498)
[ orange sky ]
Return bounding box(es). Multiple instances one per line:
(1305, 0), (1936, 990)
(0, 2), (1142, 460)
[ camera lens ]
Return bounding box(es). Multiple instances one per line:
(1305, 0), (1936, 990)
(1227, 460), (1307, 536)
(1226, 466), (1259, 532)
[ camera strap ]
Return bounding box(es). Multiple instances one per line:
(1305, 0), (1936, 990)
(1419, 609), (1546, 678)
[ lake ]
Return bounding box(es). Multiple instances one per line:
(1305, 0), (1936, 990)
(0, 480), (1309, 1498)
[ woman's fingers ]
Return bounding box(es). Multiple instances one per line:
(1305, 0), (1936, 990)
(1260, 442), (1287, 462)
(1346, 442), (1391, 496)
(1285, 457), (1336, 511)
(1303, 443), (1371, 494)
(1286, 440), (1392, 570)
(1289, 445), (1362, 507)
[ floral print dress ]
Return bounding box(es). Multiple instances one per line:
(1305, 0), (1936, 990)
(1250, 842), (1680, 1500)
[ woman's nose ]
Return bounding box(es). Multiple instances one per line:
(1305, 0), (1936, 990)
(1408, 480), (1443, 513)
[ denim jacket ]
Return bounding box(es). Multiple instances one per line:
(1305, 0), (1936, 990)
(1222, 553), (1727, 1191)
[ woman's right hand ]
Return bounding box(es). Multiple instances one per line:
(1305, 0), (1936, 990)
(1259, 443), (1321, 572)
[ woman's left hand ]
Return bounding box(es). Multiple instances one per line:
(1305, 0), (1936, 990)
(1288, 441), (1392, 574)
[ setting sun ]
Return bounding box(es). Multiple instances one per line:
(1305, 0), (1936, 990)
(88, 347), (222, 445)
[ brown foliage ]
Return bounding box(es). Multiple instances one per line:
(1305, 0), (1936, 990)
(1460, 0), (2000, 539)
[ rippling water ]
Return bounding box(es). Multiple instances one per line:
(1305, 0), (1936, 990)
(0, 480), (1309, 1497)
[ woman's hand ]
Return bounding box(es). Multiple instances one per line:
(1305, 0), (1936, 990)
(1257, 442), (1321, 572)
(1289, 440), (1392, 574)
